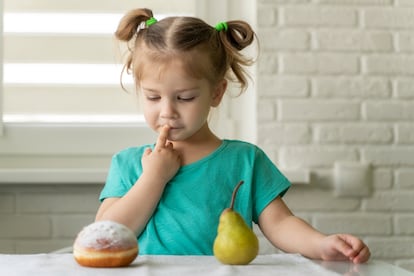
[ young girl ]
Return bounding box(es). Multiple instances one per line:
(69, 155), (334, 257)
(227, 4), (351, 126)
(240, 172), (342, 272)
(95, 8), (370, 264)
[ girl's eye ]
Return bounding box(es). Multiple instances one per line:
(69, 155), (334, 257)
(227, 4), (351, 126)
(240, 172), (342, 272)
(178, 96), (195, 102)
(146, 96), (160, 101)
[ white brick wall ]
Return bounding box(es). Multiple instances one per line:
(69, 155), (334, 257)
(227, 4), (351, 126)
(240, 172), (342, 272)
(0, 185), (100, 253)
(257, 0), (414, 272)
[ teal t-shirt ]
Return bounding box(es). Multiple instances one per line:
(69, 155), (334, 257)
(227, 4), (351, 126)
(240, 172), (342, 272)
(99, 139), (290, 255)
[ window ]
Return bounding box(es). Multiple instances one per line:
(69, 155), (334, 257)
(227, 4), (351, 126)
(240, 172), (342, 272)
(0, 0), (256, 183)
(3, 0), (197, 123)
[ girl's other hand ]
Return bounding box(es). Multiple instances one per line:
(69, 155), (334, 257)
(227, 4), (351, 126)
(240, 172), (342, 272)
(141, 125), (181, 184)
(320, 234), (371, 264)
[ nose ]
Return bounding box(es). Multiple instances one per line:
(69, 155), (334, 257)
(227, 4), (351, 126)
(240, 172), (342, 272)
(160, 99), (178, 119)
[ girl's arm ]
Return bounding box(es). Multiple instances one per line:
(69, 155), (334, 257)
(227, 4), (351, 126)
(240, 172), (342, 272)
(95, 125), (180, 236)
(258, 197), (370, 263)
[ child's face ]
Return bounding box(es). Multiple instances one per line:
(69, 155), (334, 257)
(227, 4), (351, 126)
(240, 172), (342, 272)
(139, 58), (224, 142)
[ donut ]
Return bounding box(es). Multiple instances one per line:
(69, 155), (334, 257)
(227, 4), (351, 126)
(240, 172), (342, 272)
(73, 220), (138, 267)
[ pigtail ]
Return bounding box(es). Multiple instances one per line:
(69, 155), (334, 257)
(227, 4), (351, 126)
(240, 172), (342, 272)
(115, 8), (153, 91)
(217, 20), (256, 93)
(115, 8), (153, 41)
(224, 20), (254, 51)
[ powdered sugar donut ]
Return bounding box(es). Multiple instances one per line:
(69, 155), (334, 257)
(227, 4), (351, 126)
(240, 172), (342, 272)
(73, 220), (138, 267)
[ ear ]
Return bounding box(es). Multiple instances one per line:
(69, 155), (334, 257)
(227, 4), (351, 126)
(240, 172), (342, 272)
(211, 79), (227, 107)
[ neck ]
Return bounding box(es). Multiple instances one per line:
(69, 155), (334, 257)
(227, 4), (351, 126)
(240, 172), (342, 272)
(171, 125), (222, 165)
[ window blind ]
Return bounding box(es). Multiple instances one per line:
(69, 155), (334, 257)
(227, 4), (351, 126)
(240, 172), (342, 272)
(3, 0), (198, 123)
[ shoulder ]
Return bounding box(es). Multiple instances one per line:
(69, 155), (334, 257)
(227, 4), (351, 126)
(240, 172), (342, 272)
(222, 139), (266, 155)
(220, 139), (273, 165)
(111, 144), (152, 163)
(223, 139), (260, 150)
(114, 145), (150, 156)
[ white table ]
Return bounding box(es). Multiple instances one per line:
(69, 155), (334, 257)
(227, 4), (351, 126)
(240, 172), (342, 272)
(0, 253), (412, 276)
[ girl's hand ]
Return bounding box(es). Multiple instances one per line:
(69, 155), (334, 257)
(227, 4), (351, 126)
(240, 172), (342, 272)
(141, 125), (181, 184)
(320, 234), (371, 264)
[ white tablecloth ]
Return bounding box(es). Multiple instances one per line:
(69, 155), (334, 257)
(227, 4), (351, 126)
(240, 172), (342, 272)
(0, 253), (412, 276)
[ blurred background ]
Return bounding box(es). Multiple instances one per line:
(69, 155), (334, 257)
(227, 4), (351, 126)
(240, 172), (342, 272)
(0, 0), (413, 272)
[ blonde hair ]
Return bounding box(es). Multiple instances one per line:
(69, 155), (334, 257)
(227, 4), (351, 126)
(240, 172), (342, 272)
(115, 8), (256, 94)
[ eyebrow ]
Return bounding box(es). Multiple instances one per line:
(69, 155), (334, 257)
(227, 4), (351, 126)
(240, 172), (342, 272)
(141, 87), (158, 93)
(141, 87), (200, 93)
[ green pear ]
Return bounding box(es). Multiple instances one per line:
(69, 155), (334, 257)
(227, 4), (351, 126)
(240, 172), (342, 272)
(213, 180), (259, 265)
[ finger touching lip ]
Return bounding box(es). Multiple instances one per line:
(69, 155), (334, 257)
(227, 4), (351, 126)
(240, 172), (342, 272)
(155, 125), (170, 148)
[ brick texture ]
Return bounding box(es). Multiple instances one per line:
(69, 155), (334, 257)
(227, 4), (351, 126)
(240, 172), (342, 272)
(314, 213), (392, 235)
(0, 185), (101, 253)
(257, 0), (414, 271)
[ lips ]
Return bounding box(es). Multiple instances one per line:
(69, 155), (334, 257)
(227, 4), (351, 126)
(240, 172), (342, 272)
(160, 124), (181, 129)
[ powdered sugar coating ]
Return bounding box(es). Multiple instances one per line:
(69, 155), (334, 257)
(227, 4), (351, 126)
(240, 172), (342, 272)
(75, 221), (137, 250)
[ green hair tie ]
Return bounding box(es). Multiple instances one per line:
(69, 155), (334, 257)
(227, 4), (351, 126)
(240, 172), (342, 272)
(146, 17), (158, 27)
(215, 22), (228, 32)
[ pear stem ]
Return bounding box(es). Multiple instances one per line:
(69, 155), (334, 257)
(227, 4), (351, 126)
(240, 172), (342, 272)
(229, 180), (244, 210)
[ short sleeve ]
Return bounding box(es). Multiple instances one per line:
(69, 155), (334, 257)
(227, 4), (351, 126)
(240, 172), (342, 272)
(98, 145), (146, 201)
(99, 154), (129, 201)
(252, 147), (291, 223)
